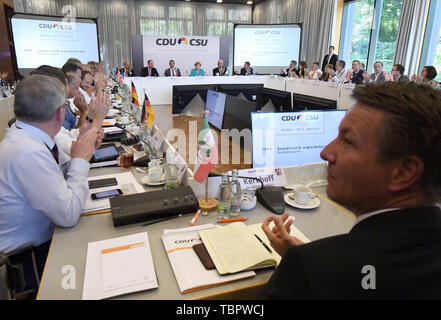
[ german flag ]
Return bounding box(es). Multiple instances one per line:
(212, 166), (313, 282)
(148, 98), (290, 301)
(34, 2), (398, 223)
(141, 92), (155, 128)
(131, 82), (139, 106)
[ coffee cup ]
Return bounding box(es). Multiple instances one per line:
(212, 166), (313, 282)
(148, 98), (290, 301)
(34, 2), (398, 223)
(292, 186), (315, 205)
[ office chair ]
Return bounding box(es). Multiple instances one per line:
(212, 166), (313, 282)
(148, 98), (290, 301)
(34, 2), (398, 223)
(0, 253), (13, 300)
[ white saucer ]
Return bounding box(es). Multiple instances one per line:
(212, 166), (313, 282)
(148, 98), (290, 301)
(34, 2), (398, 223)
(284, 193), (320, 209)
(141, 175), (165, 186)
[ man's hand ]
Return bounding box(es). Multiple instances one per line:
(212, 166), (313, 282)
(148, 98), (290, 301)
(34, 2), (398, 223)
(1, 72), (8, 79)
(70, 127), (99, 161)
(362, 71), (371, 83)
(95, 129), (104, 149)
(261, 212), (304, 256)
(73, 91), (89, 113)
(89, 92), (111, 128)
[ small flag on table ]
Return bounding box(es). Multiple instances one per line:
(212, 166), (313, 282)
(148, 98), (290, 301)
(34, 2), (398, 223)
(131, 82), (139, 106)
(193, 115), (218, 183)
(141, 92), (155, 128)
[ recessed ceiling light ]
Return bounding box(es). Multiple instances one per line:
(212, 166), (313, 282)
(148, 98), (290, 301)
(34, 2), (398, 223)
(217, 0), (223, 3)
(247, 0), (253, 4)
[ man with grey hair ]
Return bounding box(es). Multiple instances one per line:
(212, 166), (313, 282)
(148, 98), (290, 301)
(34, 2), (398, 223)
(0, 74), (100, 296)
(213, 59), (228, 76)
(259, 81), (441, 299)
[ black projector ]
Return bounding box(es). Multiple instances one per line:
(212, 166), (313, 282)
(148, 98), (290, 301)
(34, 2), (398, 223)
(110, 186), (200, 227)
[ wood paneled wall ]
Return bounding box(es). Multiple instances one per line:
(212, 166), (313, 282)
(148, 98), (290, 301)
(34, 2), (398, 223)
(0, 0), (15, 82)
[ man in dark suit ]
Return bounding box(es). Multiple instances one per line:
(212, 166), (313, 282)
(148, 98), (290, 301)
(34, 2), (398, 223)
(141, 59), (159, 77)
(240, 61), (254, 76)
(363, 61), (386, 84)
(280, 60), (298, 77)
(259, 81), (441, 299)
(348, 60), (364, 84)
(391, 64), (409, 82)
(322, 46), (338, 71)
(213, 59), (228, 76)
(164, 59), (181, 77)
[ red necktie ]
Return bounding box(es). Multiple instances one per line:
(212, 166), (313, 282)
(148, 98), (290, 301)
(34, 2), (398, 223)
(51, 144), (59, 165)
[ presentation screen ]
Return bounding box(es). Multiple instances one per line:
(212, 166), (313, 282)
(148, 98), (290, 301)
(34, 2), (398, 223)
(205, 90), (227, 130)
(10, 13), (100, 74)
(234, 24), (301, 75)
(252, 110), (346, 168)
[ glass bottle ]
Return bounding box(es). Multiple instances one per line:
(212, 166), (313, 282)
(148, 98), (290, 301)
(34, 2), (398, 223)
(230, 169), (242, 217)
(165, 149), (179, 189)
(217, 173), (231, 219)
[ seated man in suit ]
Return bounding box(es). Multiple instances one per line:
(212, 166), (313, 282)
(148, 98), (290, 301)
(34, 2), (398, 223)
(390, 64), (409, 82)
(0, 74), (103, 297)
(164, 59), (181, 77)
(118, 60), (135, 77)
(347, 60), (364, 85)
(280, 60), (298, 77)
(213, 59), (228, 76)
(322, 46), (338, 71)
(141, 59), (159, 77)
(240, 61), (254, 76)
(363, 61), (386, 84)
(259, 81), (441, 299)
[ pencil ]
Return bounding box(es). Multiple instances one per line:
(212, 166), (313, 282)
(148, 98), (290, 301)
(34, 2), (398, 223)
(189, 209), (201, 226)
(218, 217), (247, 223)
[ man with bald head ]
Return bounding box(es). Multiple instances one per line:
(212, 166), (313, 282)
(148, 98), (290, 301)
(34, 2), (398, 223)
(213, 59), (228, 76)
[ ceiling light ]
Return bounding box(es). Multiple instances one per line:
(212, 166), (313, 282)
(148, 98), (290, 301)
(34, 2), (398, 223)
(247, 1), (253, 4)
(217, 0), (223, 3)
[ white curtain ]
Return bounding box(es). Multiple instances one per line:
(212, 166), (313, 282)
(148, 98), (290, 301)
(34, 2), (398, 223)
(14, 0), (251, 72)
(393, 0), (430, 77)
(254, 0), (336, 69)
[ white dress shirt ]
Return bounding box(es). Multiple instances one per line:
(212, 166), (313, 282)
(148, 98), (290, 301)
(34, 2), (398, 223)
(0, 120), (90, 253)
(78, 86), (92, 105)
(54, 126), (80, 158)
(330, 69), (348, 83)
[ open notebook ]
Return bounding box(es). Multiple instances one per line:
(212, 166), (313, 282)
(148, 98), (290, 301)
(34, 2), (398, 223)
(161, 224), (255, 294)
(199, 222), (310, 275)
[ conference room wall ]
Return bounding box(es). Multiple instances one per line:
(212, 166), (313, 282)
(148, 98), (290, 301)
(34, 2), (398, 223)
(254, 0), (335, 71)
(13, 0), (251, 73)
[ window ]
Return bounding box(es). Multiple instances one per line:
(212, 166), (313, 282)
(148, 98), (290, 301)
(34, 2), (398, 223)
(420, 0), (441, 82)
(374, 1), (403, 72)
(340, 0), (403, 73)
(348, 0), (375, 67)
(435, 37), (441, 82)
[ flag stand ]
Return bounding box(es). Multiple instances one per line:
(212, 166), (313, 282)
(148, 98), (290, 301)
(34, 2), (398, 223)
(198, 177), (218, 212)
(197, 110), (218, 213)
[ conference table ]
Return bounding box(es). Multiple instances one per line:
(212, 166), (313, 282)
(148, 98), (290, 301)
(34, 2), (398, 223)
(35, 77), (358, 299)
(125, 75), (356, 110)
(36, 107), (356, 300)
(36, 165), (355, 300)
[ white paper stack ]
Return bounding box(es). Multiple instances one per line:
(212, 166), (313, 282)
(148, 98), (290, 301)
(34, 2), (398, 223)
(82, 232), (158, 300)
